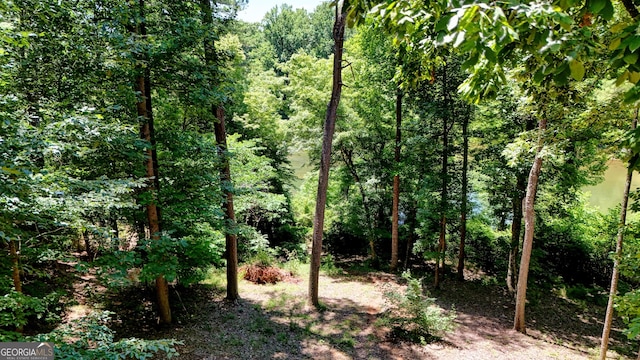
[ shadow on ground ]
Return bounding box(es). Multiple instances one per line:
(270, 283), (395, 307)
(97, 259), (638, 359)
(426, 272), (637, 358)
(104, 283), (432, 359)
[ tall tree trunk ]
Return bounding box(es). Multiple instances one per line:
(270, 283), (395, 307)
(199, 0), (238, 301)
(9, 238), (23, 333)
(507, 175), (526, 293)
(10, 239), (21, 293)
(110, 216), (119, 242)
(215, 106), (239, 301)
(130, 0), (171, 324)
(391, 88), (402, 272)
(600, 108), (638, 359)
(457, 113), (469, 281)
(435, 66), (450, 289)
(83, 230), (93, 261)
(507, 118), (535, 293)
(309, 0), (345, 308)
(514, 117), (547, 333)
(404, 203), (417, 269)
(341, 148), (377, 262)
(506, 175), (526, 293)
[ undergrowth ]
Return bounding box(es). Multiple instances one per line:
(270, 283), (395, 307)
(378, 271), (456, 343)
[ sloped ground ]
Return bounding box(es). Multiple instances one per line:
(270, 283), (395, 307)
(97, 265), (637, 360)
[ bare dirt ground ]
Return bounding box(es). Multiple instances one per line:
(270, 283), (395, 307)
(89, 263), (639, 360)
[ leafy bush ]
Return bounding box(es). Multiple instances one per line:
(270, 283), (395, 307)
(321, 254), (342, 276)
(0, 290), (61, 339)
(31, 311), (181, 359)
(464, 218), (509, 275)
(379, 271), (456, 342)
(96, 229), (224, 288)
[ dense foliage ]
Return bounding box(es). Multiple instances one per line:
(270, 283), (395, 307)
(3, 0), (640, 355)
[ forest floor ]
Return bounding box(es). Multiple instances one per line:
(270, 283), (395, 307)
(70, 258), (638, 360)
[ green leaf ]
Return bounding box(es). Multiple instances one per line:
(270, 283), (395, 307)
(484, 47), (497, 63)
(600, 0), (614, 20)
(624, 52), (639, 65)
(588, 0), (606, 14)
(435, 14), (453, 32)
(630, 37), (640, 52)
(609, 38), (621, 51)
(1, 167), (21, 175)
(569, 60), (585, 81)
(533, 68), (545, 83)
(617, 70), (630, 86)
(461, 52), (479, 69)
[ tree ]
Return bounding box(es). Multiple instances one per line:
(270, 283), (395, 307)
(200, 0), (239, 302)
(262, 4), (313, 64)
(356, 0), (636, 333)
(514, 117), (546, 332)
(390, 86), (402, 272)
(129, 0), (171, 324)
(457, 109), (469, 281)
(309, 0), (346, 307)
(434, 64), (452, 289)
(600, 107), (638, 359)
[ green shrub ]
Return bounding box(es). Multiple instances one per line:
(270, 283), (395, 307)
(248, 250), (276, 268)
(321, 254), (342, 276)
(380, 271), (456, 342)
(32, 311), (181, 359)
(0, 290), (61, 339)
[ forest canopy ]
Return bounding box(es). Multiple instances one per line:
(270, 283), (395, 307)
(2, 0), (640, 358)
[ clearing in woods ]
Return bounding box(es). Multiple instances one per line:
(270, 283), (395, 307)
(73, 260), (636, 360)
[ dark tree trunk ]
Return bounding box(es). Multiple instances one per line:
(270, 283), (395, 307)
(83, 230), (93, 261)
(507, 118), (535, 293)
(391, 88), (402, 271)
(215, 106), (239, 301)
(507, 175), (526, 293)
(514, 117), (547, 333)
(309, 0), (346, 308)
(435, 66), (450, 289)
(9, 238), (23, 333)
(600, 108), (638, 359)
(457, 113), (468, 281)
(404, 203), (417, 270)
(200, 0), (238, 302)
(341, 148), (377, 262)
(10, 239), (21, 294)
(130, 0), (171, 324)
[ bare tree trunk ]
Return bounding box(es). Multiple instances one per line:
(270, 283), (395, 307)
(435, 66), (450, 289)
(83, 230), (93, 261)
(514, 117), (547, 333)
(130, 0), (171, 323)
(10, 239), (21, 293)
(309, 0), (345, 308)
(600, 108), (638, 359)
(9, 238), (23, 333)
(199, 0), (238, 302)
(110, 216), (119, 241)
(341, 148), (377, 262)
(391, 88), (402, 272)
(404, 204), (416, 270)
(215, 106), (239, 302)
(507, 176), (526, 293)
(457, 114), (468, 281)
(507, 118), (535, 293)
